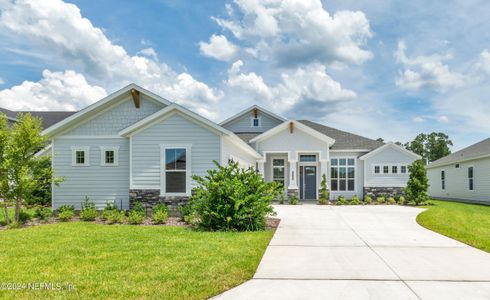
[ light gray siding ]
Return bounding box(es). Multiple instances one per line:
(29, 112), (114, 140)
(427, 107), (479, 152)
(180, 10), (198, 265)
(428, 157), (490, 204)
(223, 111), (282, 133)
(330, 152), (366, 199)
(131, 113), (221, 189)
(52, 138), (129, 210)
(66, 95), (164, 135)
(363, 147), (415, 187)
(221, 135), (257, 168)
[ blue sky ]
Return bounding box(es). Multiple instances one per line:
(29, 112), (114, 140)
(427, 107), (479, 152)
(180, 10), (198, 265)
(0, 0), (489, 150)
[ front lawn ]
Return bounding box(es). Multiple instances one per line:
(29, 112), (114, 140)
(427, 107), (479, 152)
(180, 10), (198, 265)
(417, 199), (490, 252)
(0, 223), (272, 299)
(0, 207), (36, 225)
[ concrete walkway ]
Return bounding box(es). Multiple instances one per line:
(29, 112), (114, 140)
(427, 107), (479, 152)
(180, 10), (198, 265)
(215, 205), (490, 300)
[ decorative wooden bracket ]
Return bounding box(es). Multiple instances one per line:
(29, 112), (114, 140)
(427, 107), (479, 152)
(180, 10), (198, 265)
(253, 107), (258, 118)
(131, 88), (140, 108)
(289, 121), (294, 133)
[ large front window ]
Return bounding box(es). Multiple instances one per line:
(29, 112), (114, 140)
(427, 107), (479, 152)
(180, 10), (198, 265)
(330, 158), (355, 191)
(165, 148), (187, 193)
(272, 159), (285, 187)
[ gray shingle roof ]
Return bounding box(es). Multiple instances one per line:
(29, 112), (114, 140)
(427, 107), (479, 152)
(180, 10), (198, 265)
(235, 132), (261, 143)
(298, 120), (384, 150)
(0, 108), (18, 121)
(428, 138), (490, 168)
(20, 111), (77, 129)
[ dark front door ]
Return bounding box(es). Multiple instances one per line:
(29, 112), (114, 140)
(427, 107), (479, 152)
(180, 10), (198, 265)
(300, 166), (317, 200)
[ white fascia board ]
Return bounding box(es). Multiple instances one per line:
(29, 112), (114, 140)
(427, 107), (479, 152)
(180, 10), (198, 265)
(226, 134), (262, 159)
(219, 104), (287, 126)
(249, 120), (336, 145)
(359, 142), (422, 160)
(42, 83), (172, 138)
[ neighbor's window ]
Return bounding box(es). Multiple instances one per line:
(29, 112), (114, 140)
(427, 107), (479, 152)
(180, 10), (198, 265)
(392, 165), (398, 174)
(100, 146), (119, 166)
(300, 155), (317, 162)
(468, 167), (474, 191)
(165, 148), (187, 194)
(441, 170), (445, 190)
(401, 165), (407, 174)
(374, 165), (380, 174)
(383, 165), (389, 174)
(71, 146), (89, 166)
(272, 159), (285, 188)
(330, 158), (355, 191)
(252, 117), (260, 127)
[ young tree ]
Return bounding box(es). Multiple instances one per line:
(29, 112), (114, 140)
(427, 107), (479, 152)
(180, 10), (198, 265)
(0, 114), (10, 225)
(5, 113), (48, 223)
(318, 174), (329, 205)
(405, 132), (453, 163)
(405, 160), (429, 205)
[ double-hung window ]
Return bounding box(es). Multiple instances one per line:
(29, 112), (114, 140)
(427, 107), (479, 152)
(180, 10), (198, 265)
(401, 165), (407, 174)
(331, 158), (355, 191)
(272, 159), (285, 188)
(383, 165), (389, 174)
(251, 117), (261, 127)
(100, 146), (119, 166)
(392, 165), (398, 174)
(164, 148), (188, 194)
(441, 170), (445, 190)
(468, 167), (474, 191)
(71, 146), (90, 166)
(374, 165), (380, 174)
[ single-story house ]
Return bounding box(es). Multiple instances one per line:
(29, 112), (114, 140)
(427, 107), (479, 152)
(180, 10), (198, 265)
(428, 138), (490, 205)
(42, 84), (421, 210)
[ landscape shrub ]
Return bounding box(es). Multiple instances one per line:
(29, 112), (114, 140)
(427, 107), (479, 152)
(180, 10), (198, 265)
(406, 160), (429, 205)
(376, 196), (385, 204)
(289, 194), (299, 205)
(58, 210), (74, 222)
(152, 203), (169, 224)
(18, 211), (32, 223)
(336, 195), (347, 205)
(104, 210), (126, 224)
(397, 196), (406, 205)
(387, 197), (396, 205)
(186, 161), (280, 231)
(128, 210), (145, 225)
(58, 205), (75, 213)
(318, 174), (329, 205)
(80, 196), (97, 221)
(349, 195), (361, 205)
(34, 207), (52, 221)
(364, 195), (372, 204)
(102, 201), (118, 221)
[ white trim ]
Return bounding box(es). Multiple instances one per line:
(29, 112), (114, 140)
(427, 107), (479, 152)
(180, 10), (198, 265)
(35, 144), (52, 158)
(160, 144), (192, 197)
(249, 120), (336, 145)
(219, 104), (287, 126)
(57, 135), (122, 139)
(271, 157), (286, 189)
(250, 116), (262, 128)
(43, 83), (171, 137)
(467, 165), (474, 191)
(129, 136), (133, 189)
(329, 156), (357, 193)
(428, 153), (490, 169)
(100, 146), (120, 166)
(359, 142), (421, 160)
(330, 149), (371, 153)
(371, 163), (410, 176)
(51, 139), (55, 210)
(71, 146), (90, 167)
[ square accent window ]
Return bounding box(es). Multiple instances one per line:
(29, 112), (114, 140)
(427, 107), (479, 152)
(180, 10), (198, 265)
(392, 166), (398, 174)
(374, 165), (380, 174)
(100, 146), (119, 166)
(383, 166), (389, 174)
(401, 165), (407, 174)
(251, 117), (260, 127)
(164, 148), (188, 194)
(71, 147), (89, 166)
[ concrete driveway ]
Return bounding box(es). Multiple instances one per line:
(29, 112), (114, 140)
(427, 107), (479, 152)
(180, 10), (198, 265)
(215, 205), (490, 300)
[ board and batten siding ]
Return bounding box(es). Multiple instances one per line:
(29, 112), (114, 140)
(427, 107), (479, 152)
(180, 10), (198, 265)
(221, 135), (257, 168)
(131, 113), (221, 189)
(65, 95), (165, 136)
(330, 152), (366, 199)
(428, 157), (490, 204)
(52, 138), (129, 210)
(363, 147), (415, 187)
(222, 111), (282, 133)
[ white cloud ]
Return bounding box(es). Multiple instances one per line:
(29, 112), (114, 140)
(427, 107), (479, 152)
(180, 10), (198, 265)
(0, 77), (4, 84)
(212, 0), (372, 67)
(199, 34), (238, 62)
(394, 40), (468, 91)
(437, 115), (449, 123)
(0, 70), (106, 111)
(0, 0), (222, 116)
(476, 49), (490, 75)
(138, 47), (158, 60)
(412, 116), (425, 123)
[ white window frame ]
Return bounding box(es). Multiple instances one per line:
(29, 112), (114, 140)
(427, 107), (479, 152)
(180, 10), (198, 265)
(330, 157), (356, 192)
(250, 116), (261, 128)
(100, 146), (119, 166)
(400, 165), (407, 174)
(373, 165), (381, 174)
(272, 158), (286, 188)
(160, 144), (191, 197)
(391, 165), (398, 174)
(468, 166), (474, 191)
(382, 165), (390, 174)
(71, 146), (90, 167)
(441, 170), (445, 190)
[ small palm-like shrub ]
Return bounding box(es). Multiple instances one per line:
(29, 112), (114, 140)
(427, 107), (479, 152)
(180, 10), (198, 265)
(364, 195), (372, 204)
(187, 161), (280, 231)
(336, 195), (347, 205)
(376, 196), (385, 204)
(406, 160), (429, 205)
(397, 196), (406, 205)
(387, 197), (396, 205)
(34, 207), (52, 221)
(152, 203), (169, 224)
(58, 205), (74, 222)
(80, 196), (97, 221)
(349, 195), (361, 205)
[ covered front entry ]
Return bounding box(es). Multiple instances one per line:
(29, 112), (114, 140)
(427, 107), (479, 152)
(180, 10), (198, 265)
(299, 166), (317, 200)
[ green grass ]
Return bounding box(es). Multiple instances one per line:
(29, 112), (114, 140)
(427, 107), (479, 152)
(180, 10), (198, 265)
(0, 207), (36, 225)
(417, 199), (490, 252)
(0, 223), (273, 299)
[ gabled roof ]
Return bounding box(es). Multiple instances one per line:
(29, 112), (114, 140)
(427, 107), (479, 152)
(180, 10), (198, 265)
(0, 107), (18, 122)
(427, 138), (490, 168)
(359, 142), (421, 160)
(20, 111), (77, 129)
(119, 104), (261, 159)
(219, 104), (287, 126)
(235, 132), (261, 143)
(42, 83), (171, 137)
(299, 120), (383, 151)
(249, 120), (336, 145)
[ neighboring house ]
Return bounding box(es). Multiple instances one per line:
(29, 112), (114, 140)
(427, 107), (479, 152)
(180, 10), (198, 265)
(42, 84), (420, 210)
(428, 138), (490, 205)
(0, 107), (76, 128)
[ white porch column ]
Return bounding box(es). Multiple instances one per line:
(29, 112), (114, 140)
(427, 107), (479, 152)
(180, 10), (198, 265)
(287, 160), (298, 189)
(257, 160), (265, 178)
